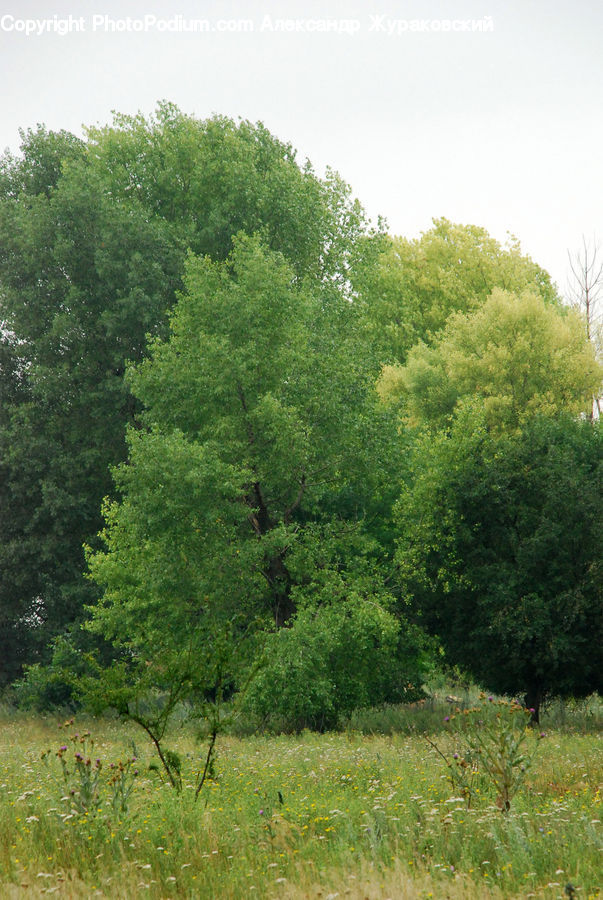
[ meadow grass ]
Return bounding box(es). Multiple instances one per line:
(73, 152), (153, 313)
(0, 703), (600, 898)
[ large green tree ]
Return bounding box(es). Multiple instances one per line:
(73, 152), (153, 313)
(396, 411), (602, 722)
(0, 133), (181, 683)
(82, 102), (366, 281)
(0, 107), (367, 684)
(86, 236), (423, 727)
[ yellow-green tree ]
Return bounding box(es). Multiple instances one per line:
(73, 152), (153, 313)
(378, 288), (602, 431)
(354, 218), (558, 363)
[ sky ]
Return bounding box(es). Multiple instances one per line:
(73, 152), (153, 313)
(1, 0), (602, 295)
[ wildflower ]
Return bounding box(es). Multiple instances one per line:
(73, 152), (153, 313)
(259, 809), (264, 816)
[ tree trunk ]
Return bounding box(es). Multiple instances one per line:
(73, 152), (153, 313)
(267, 552), (295, 628)
(524, 686), (541, 725)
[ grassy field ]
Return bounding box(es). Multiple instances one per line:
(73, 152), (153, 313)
(0, 702), (600, 899)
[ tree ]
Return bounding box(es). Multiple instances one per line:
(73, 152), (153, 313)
(396, 411), (602, 722)
(0, 124), (85, 197)
(86, 236), (424, 721)
(378, 288), (602, 431)
(0, 107), (367, 684)
(0, 144), (181, 684)
(353, 218), (558, 364)
(567, 236), (603, 417)
(82, 102), (366, 282)
(0, 340), (42, 683)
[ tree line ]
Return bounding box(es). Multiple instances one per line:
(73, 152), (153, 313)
(1, 103), (601, 727)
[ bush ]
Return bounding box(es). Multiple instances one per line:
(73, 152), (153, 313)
(14, 636), (85, 711)
(244, 599), (425, 732)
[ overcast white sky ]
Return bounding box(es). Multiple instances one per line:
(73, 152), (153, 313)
(1, 0), (602, 294)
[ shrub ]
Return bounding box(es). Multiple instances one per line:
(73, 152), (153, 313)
(244, 599), (425, 731)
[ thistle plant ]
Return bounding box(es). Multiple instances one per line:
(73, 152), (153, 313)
(41, 722), (102, 814)
(427, 695), (543, 811)
(41, 719), (139, 818)
(107, 755), (139, 814)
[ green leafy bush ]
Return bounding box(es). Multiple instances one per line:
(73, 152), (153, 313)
(244, 599), (425, 731)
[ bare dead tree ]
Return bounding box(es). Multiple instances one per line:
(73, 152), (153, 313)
(567, 236), (603, 418)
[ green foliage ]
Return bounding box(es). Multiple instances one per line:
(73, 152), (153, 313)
(87, 234), (400, 634)
(354, 217), (558, 363)
(245, 597), (424, 732)
(83, 101), (365, 280)
(378, 288), (602, 429)
(0, 124), (85, 196)
(85, 233), (422, 725)
(13, 634), (97, 712)
(6, 104), (598, 759)
(396, 412), (602, 719)
(0, 128), (182, 682)
(0, 105), (367, 684)
(75, 622), (252, 793)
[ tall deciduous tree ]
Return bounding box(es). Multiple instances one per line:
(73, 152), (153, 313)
(0, 140), (181, 684)
(82, 102), (366, 282)
(0, 107), (367, 684)
(86, 236), (423, 724)
(396, 411), (602, 722)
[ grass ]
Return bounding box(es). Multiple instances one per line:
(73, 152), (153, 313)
(0, 701), (600, 898)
